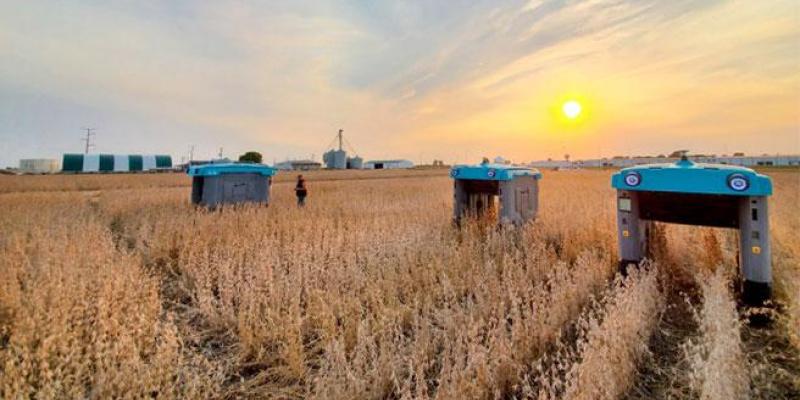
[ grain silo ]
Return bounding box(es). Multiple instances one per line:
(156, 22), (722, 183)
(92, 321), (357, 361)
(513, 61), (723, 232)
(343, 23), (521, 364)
(347, 156), (363, 169)
(323, 129), (363, 169)
(323, 149), (347, 169)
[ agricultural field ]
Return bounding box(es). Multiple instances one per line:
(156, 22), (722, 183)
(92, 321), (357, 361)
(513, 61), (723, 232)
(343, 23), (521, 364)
(0, 168), (798, 399)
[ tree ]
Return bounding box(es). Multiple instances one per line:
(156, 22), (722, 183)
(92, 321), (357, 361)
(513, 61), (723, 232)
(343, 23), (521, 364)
(238, 151), (263, 164)
(668, 149), (689, 158)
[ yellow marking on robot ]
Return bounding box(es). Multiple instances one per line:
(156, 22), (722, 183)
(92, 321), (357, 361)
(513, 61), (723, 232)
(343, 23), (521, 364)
(622, 230), (630, 237)
(752, 246), (761, 255)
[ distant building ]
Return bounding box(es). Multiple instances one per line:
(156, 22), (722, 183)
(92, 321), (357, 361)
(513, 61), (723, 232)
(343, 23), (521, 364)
(529, 155), (800, 169)
(711, 155), (800, 167)
(494, 156), (511, 165)
(364, 159), (414, 169)
(62, 154), (172, 173)
(19, 159), (60, 174)
(275, 159), (322, 171)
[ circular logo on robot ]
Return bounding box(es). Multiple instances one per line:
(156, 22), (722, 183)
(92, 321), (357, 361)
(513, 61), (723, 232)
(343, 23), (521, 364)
(727, 173), (749, 191)
(624, 172), (641, 186)
(450, 169), (459, 177)
(487, 169), (496, 178)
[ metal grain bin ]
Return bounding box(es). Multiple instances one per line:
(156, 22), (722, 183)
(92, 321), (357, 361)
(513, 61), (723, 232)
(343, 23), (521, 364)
(323, 149), (347, 169)
(187, 163), (277, 208)
(347, 156), (363, 169)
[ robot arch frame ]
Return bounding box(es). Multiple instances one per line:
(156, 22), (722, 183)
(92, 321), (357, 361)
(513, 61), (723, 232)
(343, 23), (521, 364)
(611, 158), (773, 305)
(188, 163), (277, 208)
(450, 163), (542, 225)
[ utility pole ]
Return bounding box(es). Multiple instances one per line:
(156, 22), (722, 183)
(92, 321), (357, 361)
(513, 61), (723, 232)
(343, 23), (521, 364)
(218, 147), (223, 158)
(81, 128), (96, 154)
(188, 145), (196, 163)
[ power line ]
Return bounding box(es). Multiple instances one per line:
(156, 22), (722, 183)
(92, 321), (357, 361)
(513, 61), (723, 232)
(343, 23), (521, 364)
(81, 127), (96, 154)
(343, 136), (358, 155)
(323, 130), (339, 152)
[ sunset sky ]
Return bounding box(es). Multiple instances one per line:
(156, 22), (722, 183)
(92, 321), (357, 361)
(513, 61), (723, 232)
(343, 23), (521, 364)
(1, 1), (798, 167)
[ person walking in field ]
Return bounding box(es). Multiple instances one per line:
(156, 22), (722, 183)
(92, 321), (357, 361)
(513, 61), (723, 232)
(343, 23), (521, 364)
(295, 175), (308, 206)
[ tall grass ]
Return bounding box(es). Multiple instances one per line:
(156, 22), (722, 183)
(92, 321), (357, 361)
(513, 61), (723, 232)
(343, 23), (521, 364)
(0, 169), (797, 398)
(685, 268), (750, 400)
(0, 199), (222, 398)
(0, 168), (447, 194)
(527, 264), (663, 400)
(770, 173), (800, 348)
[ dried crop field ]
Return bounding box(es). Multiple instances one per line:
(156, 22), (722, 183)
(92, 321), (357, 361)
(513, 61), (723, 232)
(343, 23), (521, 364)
(1, 168), (798, 399)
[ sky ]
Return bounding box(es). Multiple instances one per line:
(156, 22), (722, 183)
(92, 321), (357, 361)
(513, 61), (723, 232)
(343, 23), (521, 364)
(1, 0), (798, 167)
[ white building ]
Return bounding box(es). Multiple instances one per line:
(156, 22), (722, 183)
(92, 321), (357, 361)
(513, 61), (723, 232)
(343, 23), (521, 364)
(530, 155), (800, 169)
(711, 155), (800, 167)
(19, 159), (59, 173)
(493, 156), (510, 165)
(274, 159), (322, 171)
(364, 159), (414, 169)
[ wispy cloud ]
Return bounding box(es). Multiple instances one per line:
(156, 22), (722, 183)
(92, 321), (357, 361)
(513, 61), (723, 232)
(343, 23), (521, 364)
(0, 0), (797, 166)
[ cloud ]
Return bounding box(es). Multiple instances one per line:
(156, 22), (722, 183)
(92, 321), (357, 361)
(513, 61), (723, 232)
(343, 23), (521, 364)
(0, 0), (797, 166)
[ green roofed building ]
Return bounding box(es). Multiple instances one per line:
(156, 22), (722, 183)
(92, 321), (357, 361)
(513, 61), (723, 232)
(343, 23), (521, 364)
(129, 155), (144, 171)
(99, 154), (114, 171)
(62, 154), (84, 172)
(61, 154), (172, 173)
(156, 155), (171, 168)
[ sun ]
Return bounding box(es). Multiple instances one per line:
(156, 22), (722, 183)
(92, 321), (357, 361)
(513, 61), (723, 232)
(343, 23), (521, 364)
(562, 100), (582, 119)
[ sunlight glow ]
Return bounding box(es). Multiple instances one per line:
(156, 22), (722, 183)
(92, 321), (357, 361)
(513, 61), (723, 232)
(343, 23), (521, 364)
(562, 100), (582, 119)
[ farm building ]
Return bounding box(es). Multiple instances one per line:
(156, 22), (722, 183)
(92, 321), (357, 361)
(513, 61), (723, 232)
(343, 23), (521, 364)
(711, 155), (800, 166)
(364, 159), (414, 169)
(19, 159), (60, 173)
(62, 154), (172, 173)
(275, 159), (322, 171)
